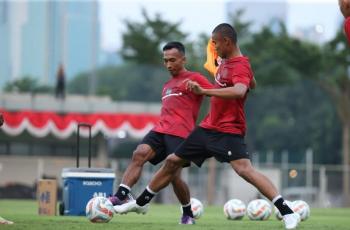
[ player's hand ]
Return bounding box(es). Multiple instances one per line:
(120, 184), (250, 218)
(339, 0), (350, 18)
(0, 113), (3, 127)
(184, 79), (205, 95)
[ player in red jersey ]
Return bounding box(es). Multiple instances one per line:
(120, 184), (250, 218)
(109, 41), (213, 224)
(339, 0), (350, 44)
(114, 24), (300, 229)
(0, 114), (14, 225)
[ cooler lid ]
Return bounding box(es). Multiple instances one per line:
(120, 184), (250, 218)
(61, 167), (115, 178)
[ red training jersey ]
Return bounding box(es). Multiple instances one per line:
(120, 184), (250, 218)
(153, 71), (213, 138)
(200, 56), (253, 136)
(345, 17), (350, 45)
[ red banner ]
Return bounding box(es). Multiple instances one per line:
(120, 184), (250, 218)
(0, 109), (159, 139)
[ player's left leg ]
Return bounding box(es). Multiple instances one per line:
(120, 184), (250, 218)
(230, 159), (300, 229)
(171, 168), (195, 224)
(113, 154), (187, 214)
(110, 143), (156, 205)
(114, 128), (208, 215)
(231, 159), (278, 200)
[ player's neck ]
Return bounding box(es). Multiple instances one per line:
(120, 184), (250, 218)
(171, 68), (187, 77)
(227, 47), (242, 59)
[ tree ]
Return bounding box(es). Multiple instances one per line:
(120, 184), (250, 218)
(185, 33), (211, 74)
(229, 9), (253, 44)
(120, 8), (187, 65)
(242, 21), (349, 205)
(318, 29), (350, 205)
(68, 64), (168, 102)
(3, 76), (52, 93)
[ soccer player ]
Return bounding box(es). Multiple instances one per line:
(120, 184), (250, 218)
(339, 0), (350, 44)
(0, 113), (14, 225)
(114, 24), (301, 230)
(109, 42), (213, 224)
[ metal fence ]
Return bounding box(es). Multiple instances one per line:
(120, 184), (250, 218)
(113, 158), (349, 208)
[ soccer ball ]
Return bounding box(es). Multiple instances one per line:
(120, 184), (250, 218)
(223, 199), (246, 220)
(292, 200), (310, 221)
(274, 200), (293, 220)
(246, 199), (272, 221)
(180, 198), (204, 219)
(86, 196), (114, 223)
(190, 198), (204, 219)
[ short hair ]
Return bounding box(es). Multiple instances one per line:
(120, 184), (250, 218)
(162, 41), (185, 55)
(212, 23), (237, 44)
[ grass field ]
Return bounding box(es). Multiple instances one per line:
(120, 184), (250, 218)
(1, 200), (350, 230)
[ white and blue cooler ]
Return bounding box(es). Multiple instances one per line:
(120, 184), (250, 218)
(59, 123), (115, 216)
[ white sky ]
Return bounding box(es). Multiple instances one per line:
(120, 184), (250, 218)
(99, 0), (338, 52)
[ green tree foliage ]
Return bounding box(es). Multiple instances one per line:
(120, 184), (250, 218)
(121, 8), (187, 65)
(185, 33), (211, 73)
(229, 9), (253, 44)
(232, 18), (342, 164)
(4, 76), (52, 93)
(246, 81), (341, 164)
(68, 64), (168, 102)
(243, 25), (323, 85)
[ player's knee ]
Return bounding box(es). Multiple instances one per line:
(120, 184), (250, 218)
(234, 164), (253, 178)
(163, 155), (181, 173)
(131, 148), (149, 165)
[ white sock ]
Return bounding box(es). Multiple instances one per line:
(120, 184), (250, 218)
(146, 186), (157, 195)
(120, 183), (131, 191)
(272, 194), (282, 204)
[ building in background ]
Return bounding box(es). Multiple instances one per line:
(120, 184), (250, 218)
(0, 1), (11, 88)
(0, 1), (100, 88)
(225, 0), (340, 43)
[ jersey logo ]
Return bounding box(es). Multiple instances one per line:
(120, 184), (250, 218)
(165, 88), (172, 95)
(162, 88), (183, 100)
(215, 73), (227, 87)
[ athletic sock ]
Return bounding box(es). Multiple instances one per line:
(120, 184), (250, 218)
(136, 186), (157, 206)
(114, 184), (131, 201)
(273, 195), (294, 216)
(182, 202), (194, 218)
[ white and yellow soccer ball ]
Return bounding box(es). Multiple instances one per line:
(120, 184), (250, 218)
(246, 199), (272, 221)
(274, 200), (293, 220)
(86, 196), (114, 223)
(223, 199), (246, 220)
(292, 200), (310, 221)
(180, 197), (204, 219)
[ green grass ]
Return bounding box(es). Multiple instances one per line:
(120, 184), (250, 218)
(0, 200), (350, 229)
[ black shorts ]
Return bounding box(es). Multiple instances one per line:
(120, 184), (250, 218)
(141, 131), (184, 165)
(174, 127), (249, 167)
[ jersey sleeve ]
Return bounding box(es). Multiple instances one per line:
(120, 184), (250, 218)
(193, 74), (214, 89)
(345, 17), (350, 45)
(231, 65), (252, 87)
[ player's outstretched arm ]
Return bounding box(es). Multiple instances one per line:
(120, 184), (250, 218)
(186, 80), (248, 99)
